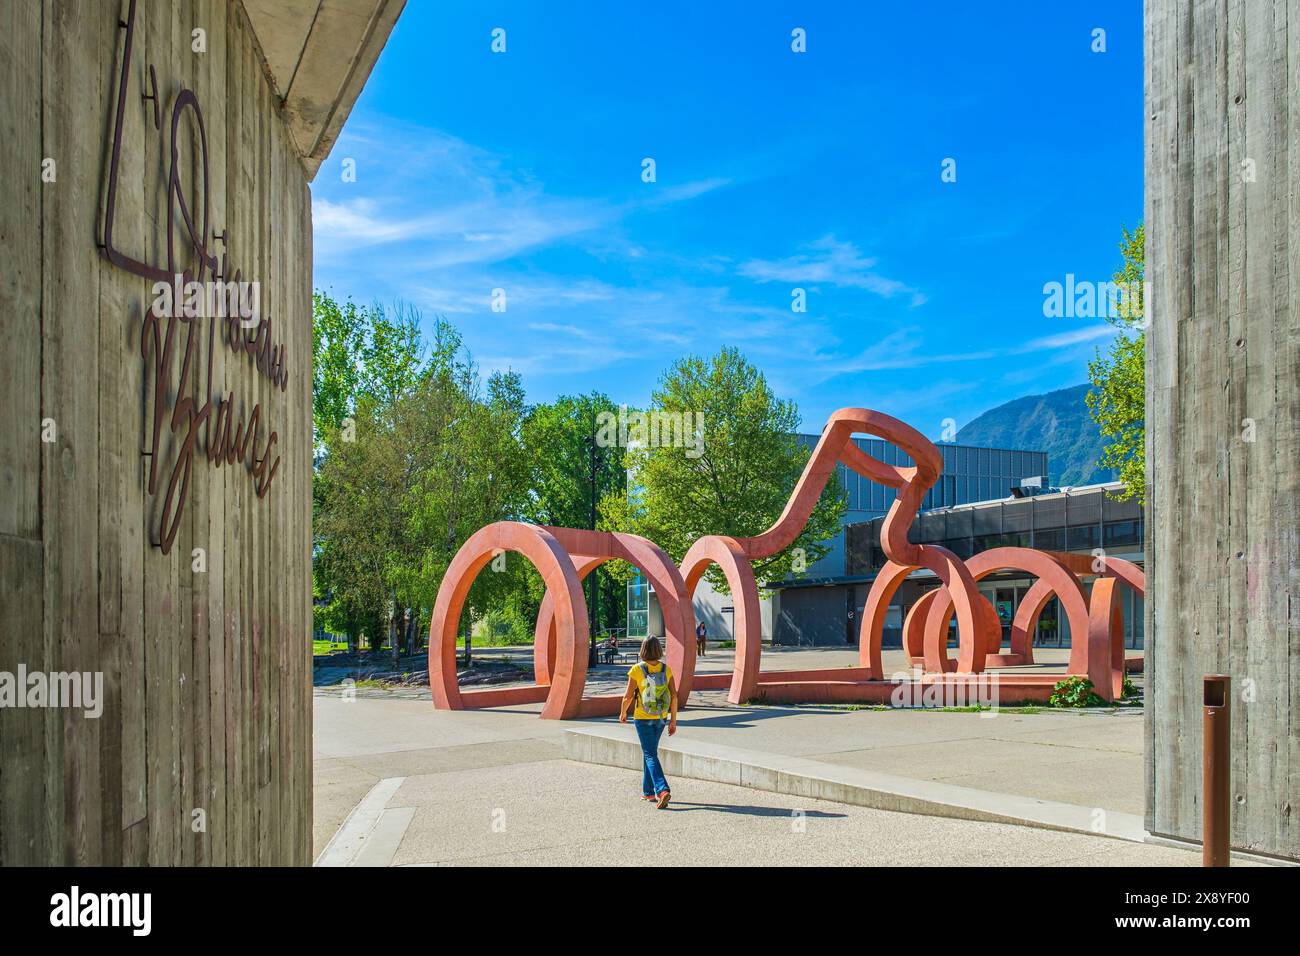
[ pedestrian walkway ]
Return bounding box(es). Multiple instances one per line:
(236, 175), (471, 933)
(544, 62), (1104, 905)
(312, 688), (1197, 867)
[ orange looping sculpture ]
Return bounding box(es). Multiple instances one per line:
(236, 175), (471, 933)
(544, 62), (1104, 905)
(429, 408), (1144, 718)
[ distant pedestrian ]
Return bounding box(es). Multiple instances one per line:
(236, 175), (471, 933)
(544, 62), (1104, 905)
(695, 620), (707, 657)
(618, 636), (677, 808)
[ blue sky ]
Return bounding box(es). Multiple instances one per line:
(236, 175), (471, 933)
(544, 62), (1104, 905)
(311, 0), (1142, 440)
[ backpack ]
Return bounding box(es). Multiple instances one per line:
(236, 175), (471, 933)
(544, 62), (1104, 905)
(637, 663), (671, 717)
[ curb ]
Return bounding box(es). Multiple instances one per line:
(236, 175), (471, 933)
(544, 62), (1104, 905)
(563, 726), (1147, 843)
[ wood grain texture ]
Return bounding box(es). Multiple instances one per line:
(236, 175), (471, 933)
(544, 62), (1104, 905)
(0, 0), (313, 866)
(1146, 0), (1299, 861)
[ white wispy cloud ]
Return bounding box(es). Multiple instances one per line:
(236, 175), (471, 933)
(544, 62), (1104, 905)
(312, 123), (733, 274)
(313, 193), (608, 267)
(811, 322), (1118, 378)
(638, 177), (732, 206)
(738, 235), (926, 306)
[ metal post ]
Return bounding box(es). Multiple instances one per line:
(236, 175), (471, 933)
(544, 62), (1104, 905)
(1202, 674), (1230, 867)
(585, 429), (600, 669)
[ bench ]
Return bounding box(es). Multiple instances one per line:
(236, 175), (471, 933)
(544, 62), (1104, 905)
(599, 639), (644, 666)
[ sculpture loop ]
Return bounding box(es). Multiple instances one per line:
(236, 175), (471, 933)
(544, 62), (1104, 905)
(429, 407), (1145, 718)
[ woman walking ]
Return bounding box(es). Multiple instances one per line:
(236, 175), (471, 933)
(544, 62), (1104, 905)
(618, 636), (678, 808)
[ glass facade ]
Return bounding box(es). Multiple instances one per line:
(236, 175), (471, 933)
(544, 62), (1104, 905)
(844, 485), (1145, 649)
(802, 436), (1047, 516)
(627, 569), (650, 639)
(796, 436), (1048, 580)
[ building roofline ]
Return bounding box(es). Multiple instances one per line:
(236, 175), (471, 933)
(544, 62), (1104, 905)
(910, 480), (1128, 515)
(794, 433), (1048, 459)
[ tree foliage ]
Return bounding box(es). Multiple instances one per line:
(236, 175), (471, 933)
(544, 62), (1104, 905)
(312, 293), (533, 650)
(520, 393), (626, 633)
(311, 291), (366, 448)
(312, 310), (849, 649)
(601, 347), (845, 592)
(1086, 224), (1145, 501)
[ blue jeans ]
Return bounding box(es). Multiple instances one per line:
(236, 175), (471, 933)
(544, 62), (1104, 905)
(634, 718), (670, 797)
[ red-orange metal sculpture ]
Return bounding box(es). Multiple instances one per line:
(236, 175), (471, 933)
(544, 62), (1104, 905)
(428, 407), (1144, 717)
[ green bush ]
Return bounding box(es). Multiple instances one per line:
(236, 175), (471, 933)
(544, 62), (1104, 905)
(473, 606), (534, 646)
(1048, 675), (1107, 708)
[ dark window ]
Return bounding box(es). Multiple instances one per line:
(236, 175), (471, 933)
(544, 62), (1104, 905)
(945, 537), (975, 559)
(1103, 519), (1142, 548)
(1067, 524), (1101, 551)
(1034, 527), (1066, 551)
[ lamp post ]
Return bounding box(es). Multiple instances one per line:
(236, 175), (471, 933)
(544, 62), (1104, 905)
(582, 430), (601, 669)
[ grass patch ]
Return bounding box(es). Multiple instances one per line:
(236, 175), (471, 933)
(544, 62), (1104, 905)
(745, 700), (1049, 714)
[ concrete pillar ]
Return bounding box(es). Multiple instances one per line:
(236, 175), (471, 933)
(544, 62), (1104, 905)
(1145, 0), (1300, 861)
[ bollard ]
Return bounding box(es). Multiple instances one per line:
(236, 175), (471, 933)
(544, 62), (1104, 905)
(1202, 674), (1230, 867)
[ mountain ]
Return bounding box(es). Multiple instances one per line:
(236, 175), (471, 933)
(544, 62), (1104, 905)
(956, 383), (1115, 487)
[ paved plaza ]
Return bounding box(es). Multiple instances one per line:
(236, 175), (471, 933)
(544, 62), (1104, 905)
(309, 645), (1209, 867)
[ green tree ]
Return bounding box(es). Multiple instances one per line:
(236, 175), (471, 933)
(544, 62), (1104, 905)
(359, 301), (426, 414)
(1086, 224), (1145, 501)
(312, 292), (430, 651)
(314, 313), (536, 654)
(311, 291), (366, 449)
(601, 347), (846, 592)
(521, 393), (627, 635)
(312, 396), (404, 648)
(392, 328), (532, 628)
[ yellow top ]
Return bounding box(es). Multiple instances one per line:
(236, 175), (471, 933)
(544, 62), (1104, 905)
(628, 660), (673, 720)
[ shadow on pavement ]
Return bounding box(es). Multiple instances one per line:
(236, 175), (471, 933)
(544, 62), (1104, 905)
(665, 802), (846, 819)
(675, 706), (847, 729)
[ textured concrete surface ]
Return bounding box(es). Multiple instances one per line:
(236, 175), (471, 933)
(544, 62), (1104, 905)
(343, 757), (1211, 867)
(563, 725), (1147, 841)
(313, 687), (1168, 866)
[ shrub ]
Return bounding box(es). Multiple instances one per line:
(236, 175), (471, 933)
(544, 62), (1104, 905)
(1048, 675), (1107, 708)
(475, 606), (535, 646)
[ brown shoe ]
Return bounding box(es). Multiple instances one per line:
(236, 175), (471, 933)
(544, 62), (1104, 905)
(655, 790), (671, 809)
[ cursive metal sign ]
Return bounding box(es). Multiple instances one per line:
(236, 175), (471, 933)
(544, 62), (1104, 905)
(101, 0), (285, 555)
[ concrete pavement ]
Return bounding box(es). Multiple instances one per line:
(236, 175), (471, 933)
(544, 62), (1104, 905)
(316, 642), (1147, 812)
(312, 675), (1198, 866)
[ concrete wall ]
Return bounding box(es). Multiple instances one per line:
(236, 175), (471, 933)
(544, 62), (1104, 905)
(0, 0), (314, 865)
(1146, 0), (1300, 860)
(690, 578), (777, 645)
(773, 586), (850, 647)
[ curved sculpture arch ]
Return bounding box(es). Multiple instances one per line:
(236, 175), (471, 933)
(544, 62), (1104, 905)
(921, 548), (1090, 676)
(428, 408), (1145, 717)
(531, 529), (694, 709)
(679, 535), (761, 704)
(429, 522), (589, 719)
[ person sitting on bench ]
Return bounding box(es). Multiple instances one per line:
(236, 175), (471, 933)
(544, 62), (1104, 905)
(601, 634), (620, 663)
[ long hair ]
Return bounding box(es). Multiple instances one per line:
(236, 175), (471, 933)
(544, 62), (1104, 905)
(639, 636), (664, 662)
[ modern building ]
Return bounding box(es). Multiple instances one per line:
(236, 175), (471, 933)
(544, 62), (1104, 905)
(627, 435), (1049, 644)
(773, 480), (1145, 650)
